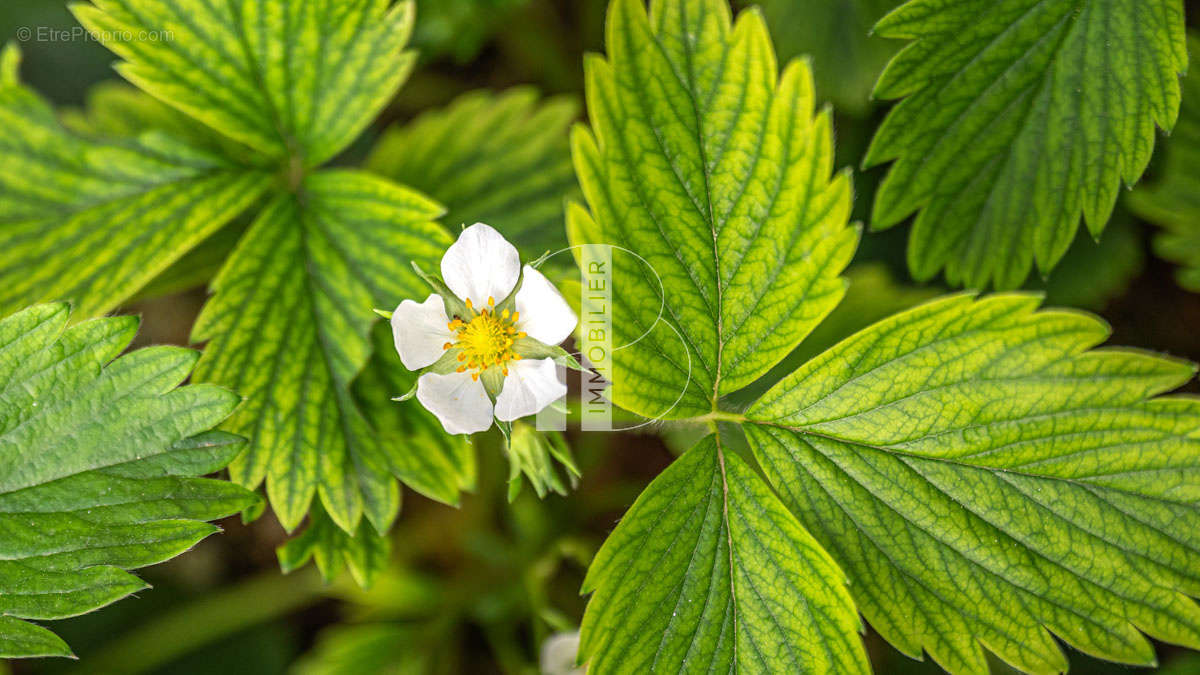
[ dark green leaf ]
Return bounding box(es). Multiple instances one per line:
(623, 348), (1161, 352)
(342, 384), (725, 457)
(367, 87), (578, 255)
(0, 303), (254, 659)
(73, 0), (418, 167)
(865, 0), (1186, 289)
(1128, 34), (1200, 292)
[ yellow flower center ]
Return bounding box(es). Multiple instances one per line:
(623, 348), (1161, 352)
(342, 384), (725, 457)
(444, 296), (525, 380)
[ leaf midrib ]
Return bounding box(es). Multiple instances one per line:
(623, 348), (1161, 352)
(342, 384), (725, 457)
(748, 419), (1197, 510)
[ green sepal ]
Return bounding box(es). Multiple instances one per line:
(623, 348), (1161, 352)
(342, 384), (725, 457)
(503, 423), (579, 502)
(495, 419), (513, 445)
(372, 308), (393, 320)
(512, 337), (585, 372)
(480, 365), (507, 401)
(526, 250), (553, 269)
(411, 262), (469, 319)
(391, 381), (418, 402)
(425, 348), (466, 376)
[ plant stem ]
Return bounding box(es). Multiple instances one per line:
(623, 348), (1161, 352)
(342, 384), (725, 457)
(76, 567), (327, 675)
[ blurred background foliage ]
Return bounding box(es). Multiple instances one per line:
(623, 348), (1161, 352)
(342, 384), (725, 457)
(3, 0), (1200, 673)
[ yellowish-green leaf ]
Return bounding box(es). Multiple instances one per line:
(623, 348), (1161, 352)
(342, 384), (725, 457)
(73, 0), (417, 166)
(367, 87), (578, 255)
(744, 294), (1200, 674)
(0, 46), (271, 318)
(567, 0), (856, 419)
(277, 503), (391, 589)
(191, 170), (450, 534)
(580, 436), (868, 674)
(354, 323), (476, 504)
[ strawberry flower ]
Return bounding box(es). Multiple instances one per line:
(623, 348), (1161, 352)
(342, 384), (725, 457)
(390, 223), (577, 434)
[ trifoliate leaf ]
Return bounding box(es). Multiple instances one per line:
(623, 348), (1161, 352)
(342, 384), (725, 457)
(567, 0), (856, 419)
(0, 303), (255, 659)
(0, 46), (271, 318)
(580, 437), (868, 674)
(191, 170), (451, 535)
(73, 0), (417, 167)
(743, 294), (1200, 674)
(759, 0), (902, 115)
(865, 0), (1186, 289)
(278, 504), (390, 589)
(367, 87), (578, 254)
(1128, 34), (1200, 292)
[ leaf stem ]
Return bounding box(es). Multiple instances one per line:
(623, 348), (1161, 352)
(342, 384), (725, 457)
(685, 410), (746, 426)
(75, 567), (327, 675)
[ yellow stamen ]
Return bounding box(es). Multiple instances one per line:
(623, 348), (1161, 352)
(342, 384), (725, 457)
(446, 300), (523, 379)
(443, 342), (453, 350)
(465, 298), (473, 310)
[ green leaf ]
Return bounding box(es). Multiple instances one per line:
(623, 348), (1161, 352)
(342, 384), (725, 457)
(73, 0), (417, 167)
(1128, 34), (1200, 292)
(130, 221), (249, 301)
(367, 87), (578, 254)
(759, 0), (903, 115)
(567, 0), (857, 419)
(580, 436), (868, 673)
(353, 324), (476, 504)
(865, 0), (1186, 289)
(0, 46), (271, 318)
(743, 294), (1200, 673)
(728, 263), (939, 407)
(62, 80), (260, 163)
(277, 503), (390, 589)
(0, 303), (255, 659)
(57, 82), (259, 301)
(191, 169), (451, 535)
(294, 623), (431, 675)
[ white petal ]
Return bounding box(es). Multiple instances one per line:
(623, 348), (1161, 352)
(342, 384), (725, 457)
(416, 370), (494, 435)
(515, 265), (577, 345)
(391, 295), (453, 370)
(441, 223), (520, 307)
(494, 358), (566, 421)
(540, 632), (584, 675)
